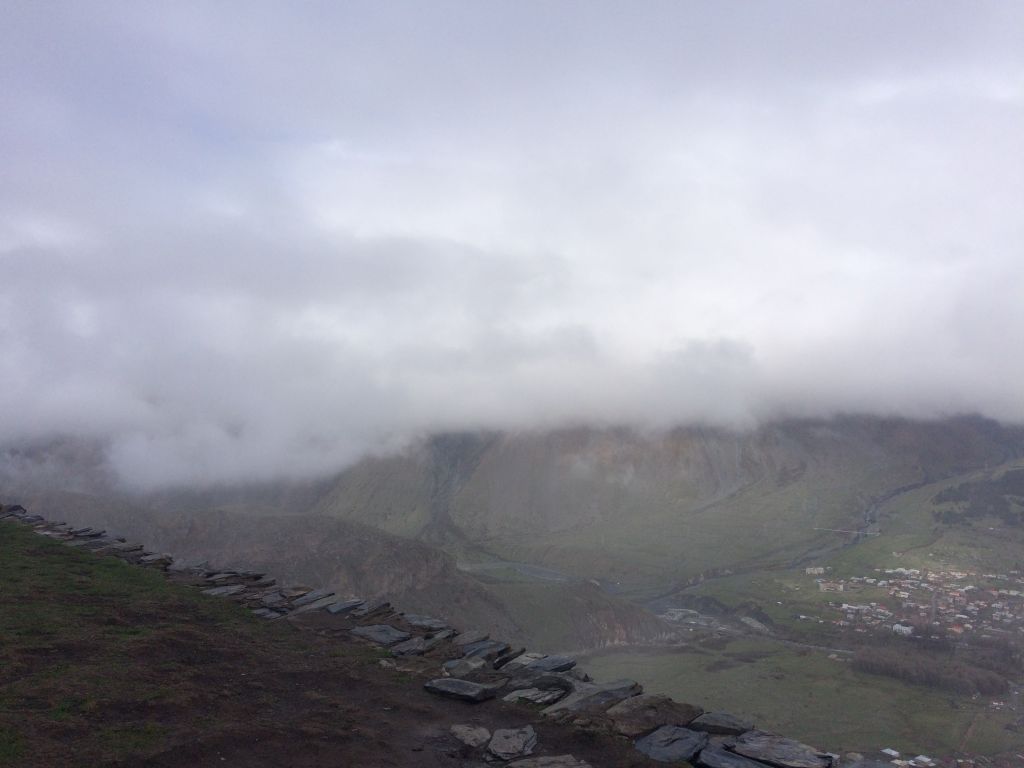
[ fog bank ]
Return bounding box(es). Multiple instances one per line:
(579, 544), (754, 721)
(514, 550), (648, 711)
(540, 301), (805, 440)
(2, 2), (1022, 487)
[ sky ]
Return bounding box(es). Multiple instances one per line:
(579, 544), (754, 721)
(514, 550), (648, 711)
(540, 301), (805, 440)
(1, 1), (1022, 487)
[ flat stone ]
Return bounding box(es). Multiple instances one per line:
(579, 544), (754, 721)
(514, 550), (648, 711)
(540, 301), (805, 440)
(506, 670), (576, 695)
(402, 614), (448, 631)
(729, 731), (831, 768)
(350, 624), (411, 646)
(289, 595), (341, 615)
(542, 679), (641, 716)
(390, 637), (427, 656)
(352, 599), (390, 617)
(202, 584), (247, 597)
(697, 745), (774, 768)
(206, 571), (240, 582)
(423, 678), (505, 702)
(453, 629), (489, 646)
(508, 757), (592, 768)
(252, 608), (282, 619)
(292, 589), (335, 607)
(635, 725), (709, 763)
(139, 553), (172, 563)
(690, 712), (755, 736)
(606, 693), (704, 737)
(422, 629), (455, 651)
(95, 542), (143, 555)
(326, 598), (365, 615)
(450, 724), (490, 748)
(280, 586), (313, 599)
(494, 646), (527, 669)
(462, 639), (510, 660)
(261, 592), (286, 607)
(443, 657), (488, 678)
(499, 651), (546, 672)
(488, 725), (537, 760)
(525, 655), (576, 673)
(503, 687), (567, 705)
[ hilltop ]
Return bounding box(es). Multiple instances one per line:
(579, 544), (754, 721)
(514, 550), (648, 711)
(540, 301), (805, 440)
(0, 512), (659, 768)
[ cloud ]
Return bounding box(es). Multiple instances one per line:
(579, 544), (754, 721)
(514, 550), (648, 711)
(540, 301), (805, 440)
(1, 1), (1022, 487)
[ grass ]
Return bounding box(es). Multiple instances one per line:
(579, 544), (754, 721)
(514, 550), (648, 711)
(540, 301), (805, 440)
(0, 521), (274, 765)
(579, 636), (1024, 757)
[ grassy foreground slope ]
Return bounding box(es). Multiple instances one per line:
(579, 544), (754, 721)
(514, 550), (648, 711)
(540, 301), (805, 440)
(0, 521), (652, 768)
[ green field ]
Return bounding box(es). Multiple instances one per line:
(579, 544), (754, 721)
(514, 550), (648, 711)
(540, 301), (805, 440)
(579, 636), (1023, 757)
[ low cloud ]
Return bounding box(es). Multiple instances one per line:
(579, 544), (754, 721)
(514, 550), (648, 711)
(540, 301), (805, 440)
(1, 2), (1022, 487)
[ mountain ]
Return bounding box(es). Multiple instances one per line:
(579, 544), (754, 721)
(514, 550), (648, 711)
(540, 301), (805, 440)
(308, 415), (1024, 590)
(4, 414), (1022, 648)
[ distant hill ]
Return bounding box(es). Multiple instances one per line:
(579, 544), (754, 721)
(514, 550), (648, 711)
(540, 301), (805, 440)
(4, 414), (1023, 646)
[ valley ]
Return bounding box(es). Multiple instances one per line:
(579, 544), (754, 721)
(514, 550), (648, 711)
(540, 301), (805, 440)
(4, 415), (1024, 762)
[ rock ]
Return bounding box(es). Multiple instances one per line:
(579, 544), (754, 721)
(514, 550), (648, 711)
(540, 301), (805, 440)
(352, 599), (390, 618)
(696, 745), (774, 768)
(488, 725), (537, 760)
(280, 586), (313, 599)
(289, 595), (342, 615)
(350, 624), (411, 646)
(841, 761), (889, 768)
(206, 571), (240, 582)
(729, 731), (831, 768)
(261, 592), (286, 607)
(95, 541), (143, 554)
(507, 757), (592, 768)
(422, 629), (455, 651)
(634, 725), (709, 763)
(402, 614), (448, 631)
(202, 584), (247, 597)
(326, 598), (365, 615)
(390, 637), (427, 656)
(462, 639), (510, 661)
(506, 670), (576, 694)
(423, 678), (505, 702)
(606, 693), (703, 737)
(252, 608), (282, 619)
(450, 724), (490, 748)
(292, 589), (335, 607)
(566, 668), (592, 683)
(503, 687), (567, 705)
(453, 629), (489, 646)
(500, 651), (547, 671)
(525, 655), (576, 673)
(542, 679), (641, 716)
(494, 646), (527, 669)
(443, 657), (488, 678)
(690, 712), (754, 736)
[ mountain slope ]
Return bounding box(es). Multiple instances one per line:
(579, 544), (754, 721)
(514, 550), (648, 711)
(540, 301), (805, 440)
(310, 416), (1024, 588)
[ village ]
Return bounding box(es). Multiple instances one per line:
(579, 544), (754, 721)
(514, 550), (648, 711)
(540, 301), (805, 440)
(801, 566), (1024, 641)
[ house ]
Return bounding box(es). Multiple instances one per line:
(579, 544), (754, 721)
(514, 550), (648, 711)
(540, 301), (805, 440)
(805, 567), (825, 576)
(892, 623), (914, 636)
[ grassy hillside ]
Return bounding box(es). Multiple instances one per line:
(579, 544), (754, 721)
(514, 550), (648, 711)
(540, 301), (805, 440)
(304, 417), (1024, 589)
(0, 520), (656, 768)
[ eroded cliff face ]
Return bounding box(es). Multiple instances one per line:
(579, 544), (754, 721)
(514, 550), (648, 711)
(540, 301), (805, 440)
(310, 416), (1024, 585)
